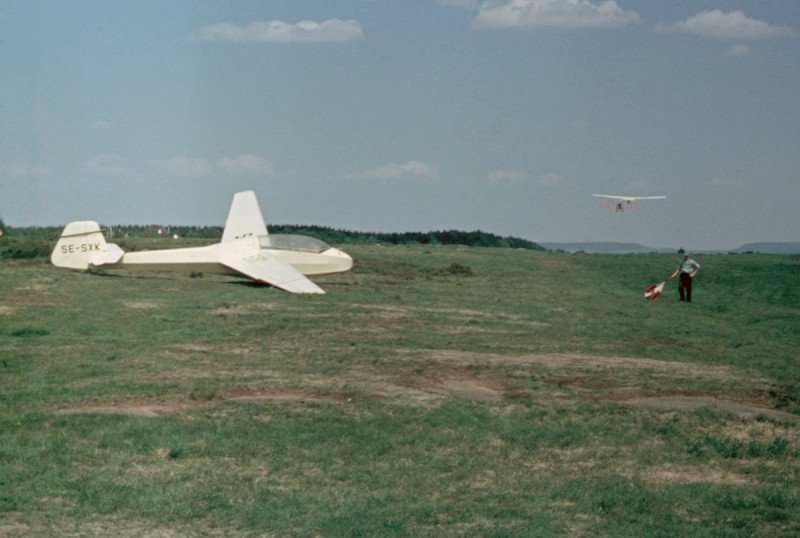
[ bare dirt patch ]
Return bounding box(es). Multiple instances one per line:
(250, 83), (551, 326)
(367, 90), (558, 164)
(54, 404), (182, 417)
(359, 377), (443, 405)
(226, 388), (351, 405)
(422, 373), (505, 402)
(439, 377), (503, 401)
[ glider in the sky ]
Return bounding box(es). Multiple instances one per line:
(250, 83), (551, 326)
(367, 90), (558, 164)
(50, 191), (353, 294)
(592, 194), (667, 212)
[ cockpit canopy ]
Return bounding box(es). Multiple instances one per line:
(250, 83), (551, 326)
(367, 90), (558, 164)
(260, 234), (331, 253)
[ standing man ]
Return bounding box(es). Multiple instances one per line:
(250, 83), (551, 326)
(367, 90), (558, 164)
(669, 254), (701, 302)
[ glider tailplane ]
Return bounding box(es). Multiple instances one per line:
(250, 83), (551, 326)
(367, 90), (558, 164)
(51, 221), (124, 270)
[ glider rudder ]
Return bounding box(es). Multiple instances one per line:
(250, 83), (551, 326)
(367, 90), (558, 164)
(51, 221), (123, 270)
(221, 190), (270, 246)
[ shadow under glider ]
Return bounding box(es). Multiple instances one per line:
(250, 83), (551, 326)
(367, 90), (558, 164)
(51, 191), (353, 294)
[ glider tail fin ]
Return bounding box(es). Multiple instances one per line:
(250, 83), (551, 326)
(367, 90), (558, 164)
(221, 190), (270, 246)
(51, 221), (124, 270)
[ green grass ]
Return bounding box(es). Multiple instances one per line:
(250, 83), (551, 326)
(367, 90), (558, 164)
(1, 246), (799, 536)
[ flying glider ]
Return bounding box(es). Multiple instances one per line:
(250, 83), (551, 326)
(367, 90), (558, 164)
(50, 191), (353, 294)
(592, 194), (667, 212)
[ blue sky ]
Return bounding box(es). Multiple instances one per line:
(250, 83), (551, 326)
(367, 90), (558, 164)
(1, 1), (798, 250)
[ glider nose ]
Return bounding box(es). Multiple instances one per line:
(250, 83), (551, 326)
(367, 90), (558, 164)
(322, 247), (353, 272)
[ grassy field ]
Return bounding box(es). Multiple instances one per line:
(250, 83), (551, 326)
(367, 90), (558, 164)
(1, 243), (799, 537)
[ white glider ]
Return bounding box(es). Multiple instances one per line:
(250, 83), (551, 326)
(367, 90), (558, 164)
(51, 191), (353, 294)
(592, 194), (667, 212)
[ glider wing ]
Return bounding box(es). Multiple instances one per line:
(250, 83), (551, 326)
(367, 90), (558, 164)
(220, 238), (324, 294)
(593, 194), (666, 201)
(593, 194), (630, 200)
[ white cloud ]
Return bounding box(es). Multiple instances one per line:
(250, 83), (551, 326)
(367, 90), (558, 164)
(199, 19), (363, 43)
(86, 154), (128, 177)
(537, 172), (563, 186)
(437, 0), (480, 10)
(217, 155), (273, 176)
(156, 154), (274, 178)
(487, 170), (564, 185)
(489, 169), (527, 182)
(710, 176), (741, 187)
(626, 179), (654, 192)
(5, 162), (51, 179)
(726, 44), (750, 57)
(351, 160), (439, 181)
(474, 0), (640, 29)
(165, 156), (212, 177)
(655, 10), (794, 40)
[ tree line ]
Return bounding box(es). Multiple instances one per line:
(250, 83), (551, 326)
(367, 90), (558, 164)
(0, 220), (542, 259)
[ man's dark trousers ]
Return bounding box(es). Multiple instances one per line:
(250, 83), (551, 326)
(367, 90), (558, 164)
(679, 273), (693, 302)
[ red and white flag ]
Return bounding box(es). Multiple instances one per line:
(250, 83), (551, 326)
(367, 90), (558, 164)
(644, 281), (665, 302)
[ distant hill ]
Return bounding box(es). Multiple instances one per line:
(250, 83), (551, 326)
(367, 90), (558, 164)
(730, 242), (800, 254)
(541, 241), (800, 255)
(539, 242), (675, 254)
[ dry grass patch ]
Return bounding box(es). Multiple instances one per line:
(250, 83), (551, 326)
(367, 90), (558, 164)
(622, 396), (798, 423)
(406, 349), (745, 380)
(4, 286), (54, 306)
(1, 516), (260, 538)
(396, 348), (774, 400)
(717, 419), (800, 442)
(643, 464), (753, 486)
(210, 301), (282, 316)
(51, 385), (356, 418)
(121, 301), (162, 310)
(352, 303), (549, 326)
(168, 343), (254, 356)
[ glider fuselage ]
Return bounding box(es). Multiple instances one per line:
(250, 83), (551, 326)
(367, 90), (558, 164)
(106, 243), (351, 278)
